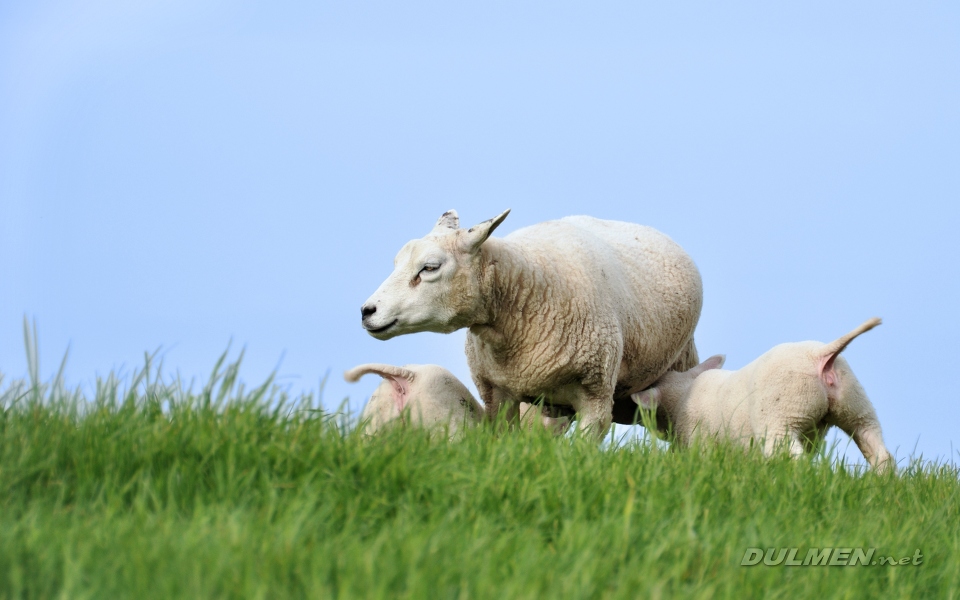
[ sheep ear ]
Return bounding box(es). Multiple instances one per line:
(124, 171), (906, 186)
(431, 209), (460, 234)
(691, 354), (725, 376)
(460, 209), (510, 253)
(631, 387), (661, 410)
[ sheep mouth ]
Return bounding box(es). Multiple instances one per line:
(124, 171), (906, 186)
(365, 319), (398, 334)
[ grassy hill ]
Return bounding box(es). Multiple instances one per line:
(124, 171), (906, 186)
(1, 353), (958, 599)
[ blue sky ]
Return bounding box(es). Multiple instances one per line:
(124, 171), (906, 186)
(2, 1), (958, 464)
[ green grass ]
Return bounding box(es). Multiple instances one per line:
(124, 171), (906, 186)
(1, 348), (958, 599)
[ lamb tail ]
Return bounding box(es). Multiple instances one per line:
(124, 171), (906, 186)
(344, 363), (417, 383)
(821, 317), (882, 360)
(819, 318), (881, 384)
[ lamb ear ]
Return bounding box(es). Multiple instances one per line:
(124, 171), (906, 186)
(631, 387), (661, 410)
(691, 354), (725, 376)
(460, 209), (510, 253)
(431, 209), (460, 234)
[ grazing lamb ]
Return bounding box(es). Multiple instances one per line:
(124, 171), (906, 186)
(631, 318), (895, 472)
(359, 209), (703, 438)
(518, 402), (575, 435)
(345, 363), (483, 436)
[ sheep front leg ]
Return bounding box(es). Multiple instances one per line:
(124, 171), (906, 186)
(483, 384), (521, 429)
(569, 342), (621, 440)
(570, 387), (614, 440)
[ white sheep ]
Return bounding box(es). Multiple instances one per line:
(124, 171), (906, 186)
(631, 318), (895, 472)
(359, 209), (703, 438)
(344, 363), (483, 436)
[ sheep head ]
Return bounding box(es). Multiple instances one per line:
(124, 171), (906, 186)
(631, 354), (725, 432)
(360, 209), (510, 340)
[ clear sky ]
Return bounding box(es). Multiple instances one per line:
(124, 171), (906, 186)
(2, 1), (958, 465)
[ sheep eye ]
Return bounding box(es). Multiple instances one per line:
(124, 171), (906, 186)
(420, 263), (440, 273)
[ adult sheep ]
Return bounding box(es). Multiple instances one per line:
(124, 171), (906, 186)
(359, 209), (703, 438)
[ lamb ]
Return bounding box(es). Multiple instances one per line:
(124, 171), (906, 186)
(518, 402), (575, 435)
(358, 209), (703, 438)
(631, 318), (895, 472)
(344, 363), (483, 436)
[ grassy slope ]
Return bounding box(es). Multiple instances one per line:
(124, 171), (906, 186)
(1, 357), (958, 599)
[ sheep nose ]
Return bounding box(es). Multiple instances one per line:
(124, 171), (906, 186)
(361, 304), (377, 318)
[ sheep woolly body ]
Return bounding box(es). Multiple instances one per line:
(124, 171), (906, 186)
(344, 363), (483, 437)
(632, 318), (895, 473)
(360, 209), (703, 438)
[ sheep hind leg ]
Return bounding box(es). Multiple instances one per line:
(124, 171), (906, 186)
(829, 368), (895, 473)
(788, 432), (806, 458)
(760, 431), (804, 458)
(801, 423), (831, 454)
(850, 424), (895, 474)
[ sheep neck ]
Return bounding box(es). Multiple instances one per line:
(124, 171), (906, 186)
(469, 237), (547, 356)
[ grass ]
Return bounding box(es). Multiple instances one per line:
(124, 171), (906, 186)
(1, 335), (959, 598)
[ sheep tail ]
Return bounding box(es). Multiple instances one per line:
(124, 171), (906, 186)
(818, 318), (881, 385)
(344, 363), (417, 383)
(821, 317), (882, 359)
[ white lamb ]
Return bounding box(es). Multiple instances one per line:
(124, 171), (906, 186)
(345, 363), (483, 436)
(631, 318), (895, 472)
(359, 209), (703, 438)
(518, 402), (575, 435)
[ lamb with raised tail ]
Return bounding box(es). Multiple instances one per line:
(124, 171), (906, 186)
(345, 363), (483, 437)
(631, 318), (895, 472)
(358, 209), (703, 438)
